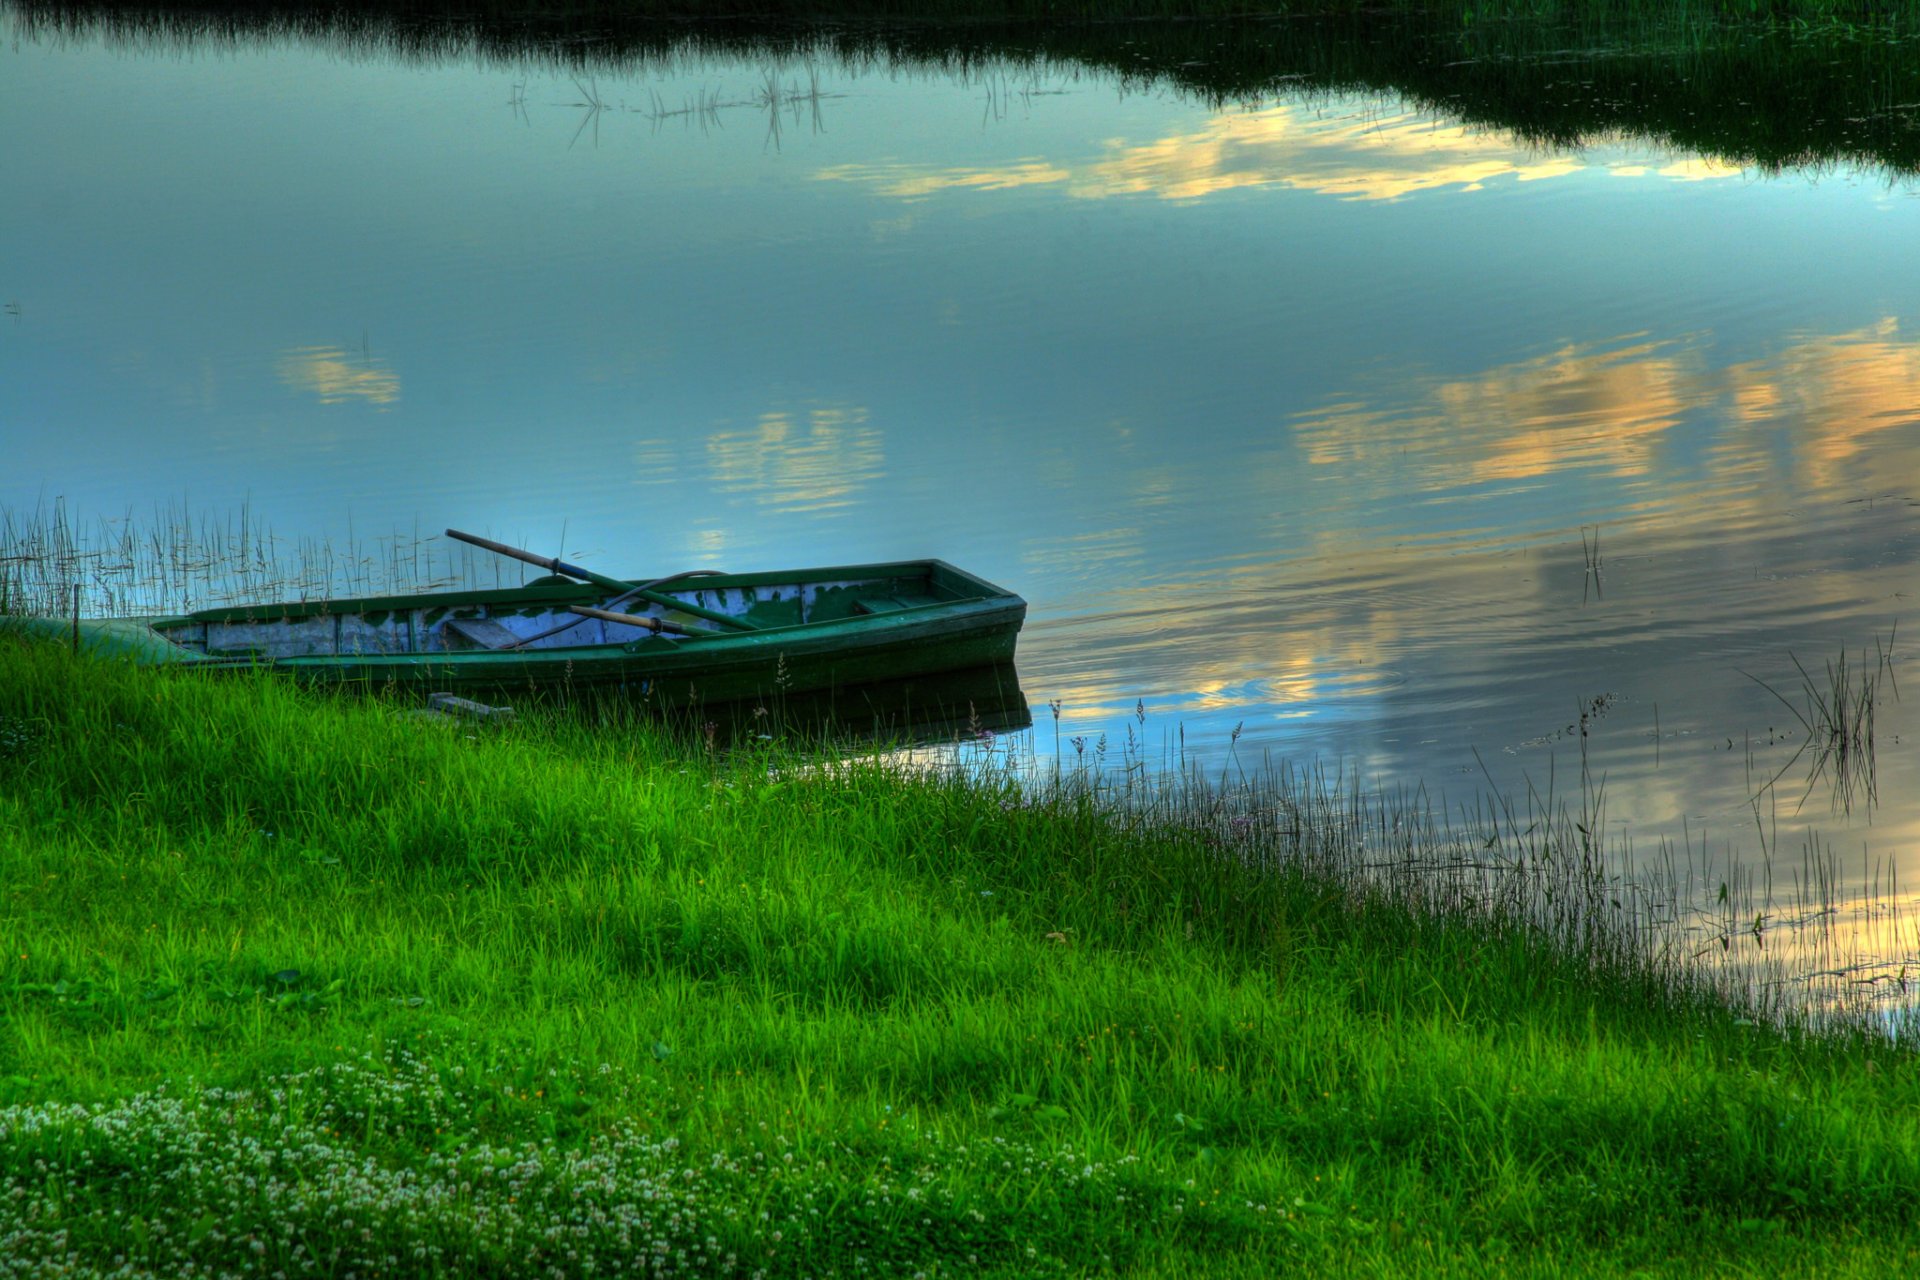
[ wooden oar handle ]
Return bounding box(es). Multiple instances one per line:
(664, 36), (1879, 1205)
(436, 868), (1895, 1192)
(445, 528), (530, 563)
(568, 604), (694, 636)
(446, 528), (582, 579)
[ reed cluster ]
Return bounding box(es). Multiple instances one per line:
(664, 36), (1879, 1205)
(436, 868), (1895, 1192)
(2, 634), (1917, 1276)
(0, 501), (505, 621)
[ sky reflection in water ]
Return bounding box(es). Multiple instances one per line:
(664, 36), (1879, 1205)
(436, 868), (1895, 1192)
(2, 21), (1917, 985)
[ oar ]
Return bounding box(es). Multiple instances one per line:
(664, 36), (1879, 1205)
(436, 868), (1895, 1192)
(568, 605), (699, 636)
(446, 529), (756, 632)
(497, 570), (724, 650)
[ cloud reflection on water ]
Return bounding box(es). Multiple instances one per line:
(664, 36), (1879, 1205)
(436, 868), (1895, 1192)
(1293, 338), (1697, 485)
(1012, 313), (1920, 897)
(273, 346), (400, 408)
(819, 102), (1745, 205)
(1721, 318), (1920, 490)
(703, 405), (883, 516)
(1287, 320), (1920, 498)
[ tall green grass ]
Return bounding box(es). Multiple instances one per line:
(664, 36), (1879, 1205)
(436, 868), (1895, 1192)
(2, 634), (1917, 1276)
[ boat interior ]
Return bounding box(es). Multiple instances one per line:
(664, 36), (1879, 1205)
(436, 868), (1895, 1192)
(149, 563), (985, 660)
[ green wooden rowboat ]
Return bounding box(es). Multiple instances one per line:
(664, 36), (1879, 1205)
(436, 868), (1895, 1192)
(2, 551), (1026, 708)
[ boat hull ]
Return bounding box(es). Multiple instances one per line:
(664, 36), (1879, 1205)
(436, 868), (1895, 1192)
(3, 559), (1026, 708)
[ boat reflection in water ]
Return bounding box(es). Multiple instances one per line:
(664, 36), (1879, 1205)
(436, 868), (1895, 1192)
(678, 662), (1031, 751)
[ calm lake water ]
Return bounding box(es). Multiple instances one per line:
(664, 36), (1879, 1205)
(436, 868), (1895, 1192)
(3, 11), (1916, 1013)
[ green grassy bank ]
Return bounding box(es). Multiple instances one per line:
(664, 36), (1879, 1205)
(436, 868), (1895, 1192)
(1, 635), (1917, 1277)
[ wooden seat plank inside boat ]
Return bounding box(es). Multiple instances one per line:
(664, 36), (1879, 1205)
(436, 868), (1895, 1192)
(443, 617), (520, 651)
(853, 593), (943, 615)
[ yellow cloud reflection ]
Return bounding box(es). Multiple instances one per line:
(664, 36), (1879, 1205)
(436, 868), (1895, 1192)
(1017, 525), (1146, 580)
(818, 101), (1743, 205)
(705, 405), (883, 515)
(275, 346), (399, 408)
(1720, 318), (1920, 491)
(816, 159), (1071, 199)
(1077, 107), (1585, 202)
(1024, 582), (1404, 734)
(1295, 338), (1700, 485)
(1652, 157), (1748, 182)
(1290, 318), (1920, 496)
